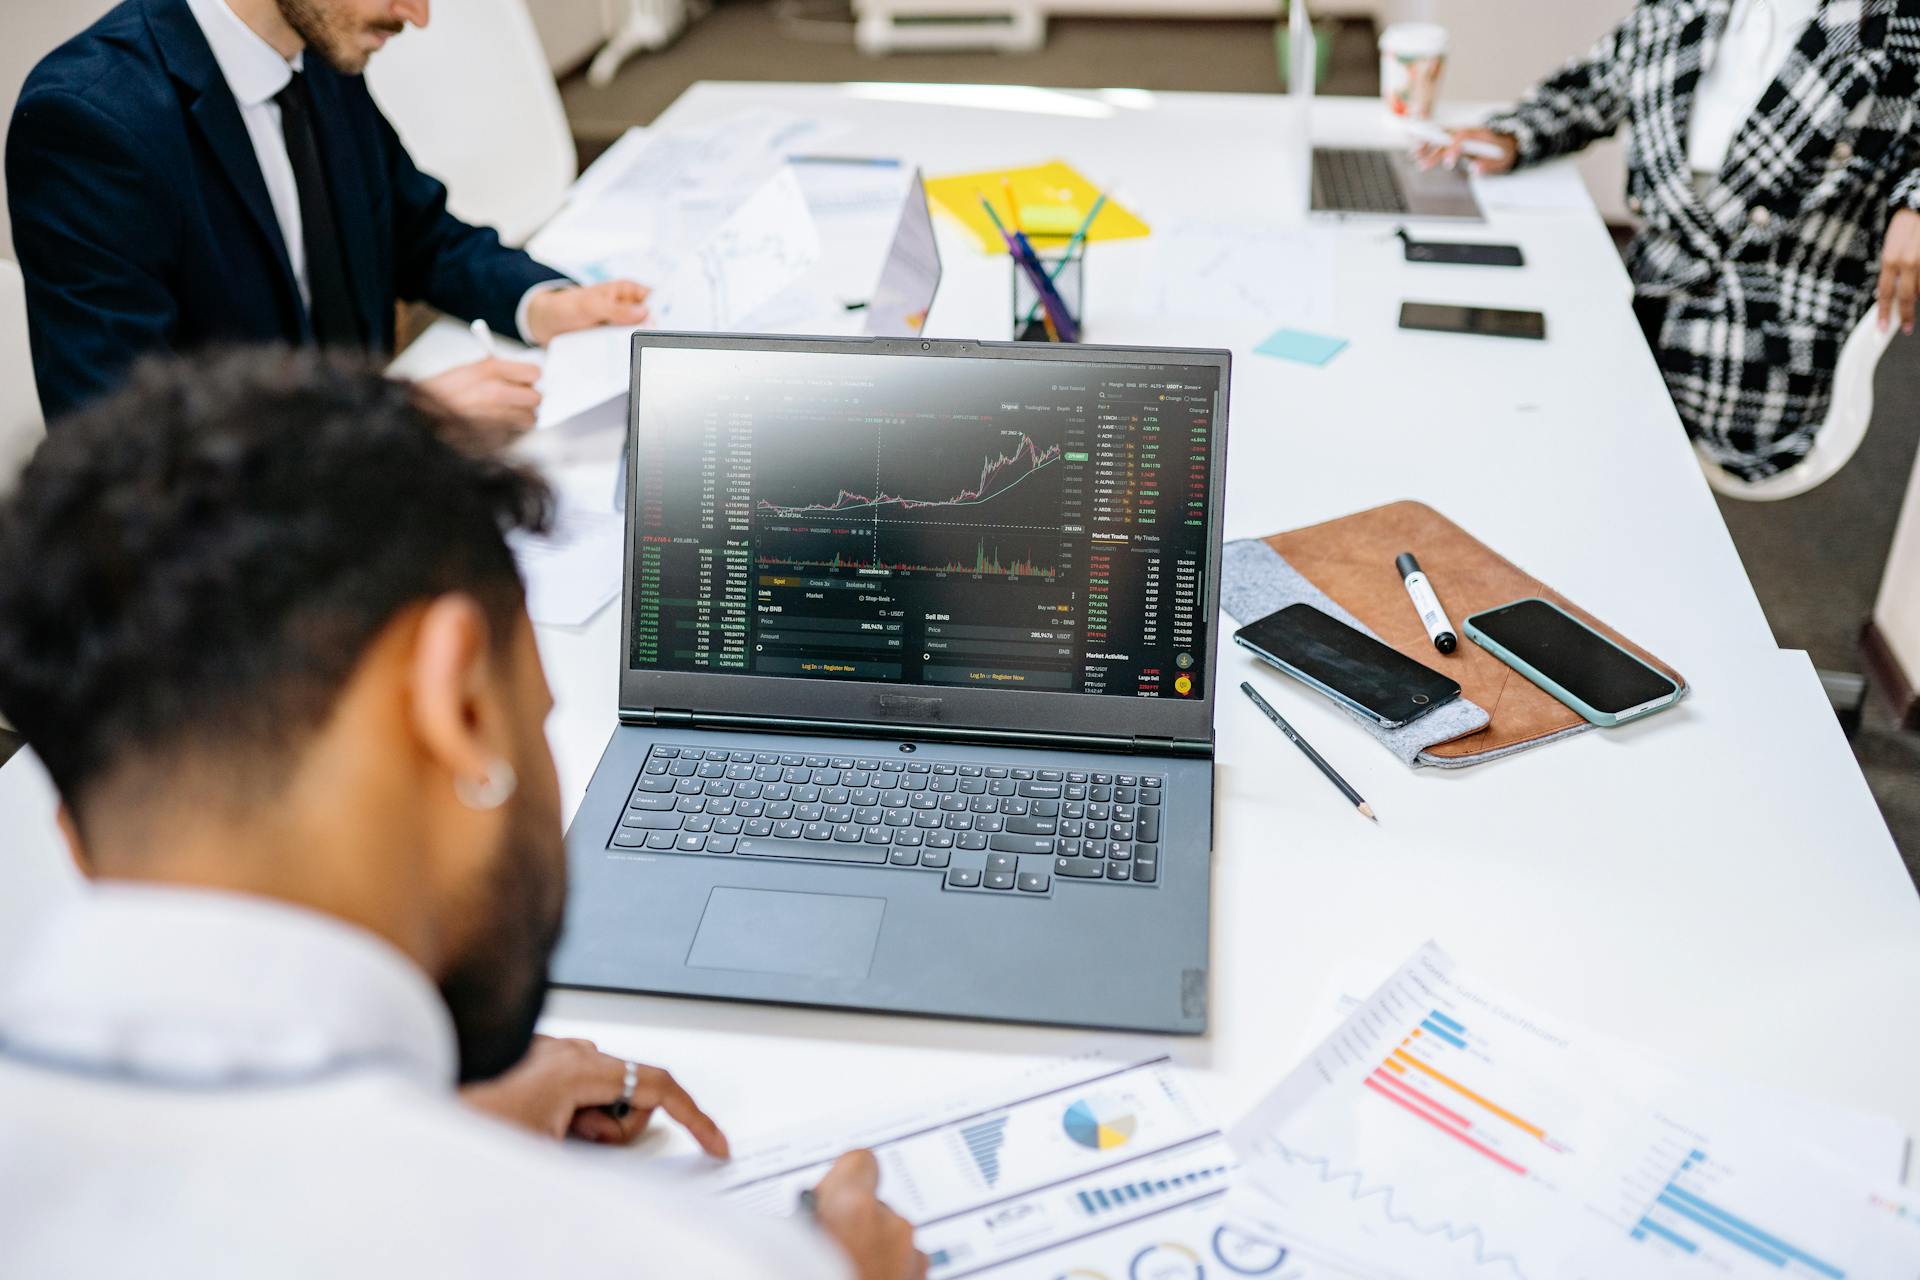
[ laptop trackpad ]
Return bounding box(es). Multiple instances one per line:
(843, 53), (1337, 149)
(686, 887), (885, 981)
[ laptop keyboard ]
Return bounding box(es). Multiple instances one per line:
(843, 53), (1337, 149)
(1314, 148), (1410, 215)
(607, 745), (1164, 895)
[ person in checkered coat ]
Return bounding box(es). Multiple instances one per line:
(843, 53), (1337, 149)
(1422, 0), (1920, 482)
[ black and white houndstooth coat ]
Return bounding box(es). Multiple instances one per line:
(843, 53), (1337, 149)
(1484, 0), (1920, 480)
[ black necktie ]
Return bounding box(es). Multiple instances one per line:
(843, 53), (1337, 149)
(275, 71), (363, 348)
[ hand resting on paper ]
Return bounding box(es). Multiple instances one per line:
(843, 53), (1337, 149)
(1413, 128), (1519, 176)
(460, 1033), (731, 1152)
(810, 1149), (930, 1280)
(525, 279), (653, 346)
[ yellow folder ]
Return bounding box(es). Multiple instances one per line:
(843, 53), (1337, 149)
(925, 160), (1151, 254)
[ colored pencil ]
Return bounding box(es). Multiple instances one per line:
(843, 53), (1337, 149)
(979, 193), (1074, 341)
(1018, 191), (1108, 333)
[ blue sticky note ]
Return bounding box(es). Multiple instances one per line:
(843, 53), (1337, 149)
(1254, 327), (1348, 365)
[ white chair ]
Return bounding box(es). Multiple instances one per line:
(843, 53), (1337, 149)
(364, 0), (575, 248)
(1701, 309), (1895, 501)
(0, 259), (44, 496)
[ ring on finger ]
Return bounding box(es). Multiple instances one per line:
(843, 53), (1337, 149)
(607, 1059), (640, 1120)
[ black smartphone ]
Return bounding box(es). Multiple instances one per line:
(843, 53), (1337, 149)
(1464, 598), (1680, 727)
(1233, 603), (1461, 729)
(1399, 301), (1546, 340)
(1401, 238), (1525, 267)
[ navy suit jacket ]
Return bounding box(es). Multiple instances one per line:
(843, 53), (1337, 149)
(6, 0), (567, 422)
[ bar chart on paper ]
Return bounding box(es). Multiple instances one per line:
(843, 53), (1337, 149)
(1564, 1115), (1920, 1279)
(1622, 1142), (1844, 1276)
(1225, 945), (1648, 1280)
(1229, 945), (1920, 1280)
(716, 1052), (1267, 1279)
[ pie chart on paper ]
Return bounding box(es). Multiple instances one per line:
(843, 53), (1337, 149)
(1062, 1097), (1138, 1151)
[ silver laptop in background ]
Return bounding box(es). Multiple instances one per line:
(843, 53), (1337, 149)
(1310, 146), (1485, 222)
(1287, 0), (1483, 222)
(552, 334), (1230, 1034)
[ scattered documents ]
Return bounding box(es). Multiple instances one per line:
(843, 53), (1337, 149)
(1256, 327), (1349, 366)
(1469, 163), (1592, 214)
(507, 501), (623, 627)
(925, 161), (1149, 254)
(1146, 221), (1338, 333)
(790, 156), (912, 221)
(714, 1048), (1267, 1279)
(647, 166), (822, 331)
(534, 167), (824, 429)
(532, 111), (836, 281)
(1228, 942), (1920, 1279)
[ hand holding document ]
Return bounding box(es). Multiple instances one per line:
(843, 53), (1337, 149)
(1228, 943), (1920, 1279)
(713, 1048), (1266, 1279)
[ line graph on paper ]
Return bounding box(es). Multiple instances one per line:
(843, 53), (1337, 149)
(1244, 1141), (1535, 1280)
(1225, 947), (1635, 1280)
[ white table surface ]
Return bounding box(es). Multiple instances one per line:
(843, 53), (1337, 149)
(4, 84), (1916, 1176)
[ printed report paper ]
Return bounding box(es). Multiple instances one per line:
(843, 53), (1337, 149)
(1227, 943), (1920, 1280)
(710, 1048), (1283, 1279)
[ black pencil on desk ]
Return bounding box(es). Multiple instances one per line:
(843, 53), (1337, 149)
(1239, 681), (1377, 822)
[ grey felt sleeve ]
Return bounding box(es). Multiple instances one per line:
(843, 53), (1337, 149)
(1220, 539), (1493, 769)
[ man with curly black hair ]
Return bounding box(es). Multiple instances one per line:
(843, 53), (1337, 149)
(0, 349), (925, 1280)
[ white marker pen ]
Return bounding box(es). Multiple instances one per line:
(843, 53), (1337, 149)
(1396, 552), (1457, 654)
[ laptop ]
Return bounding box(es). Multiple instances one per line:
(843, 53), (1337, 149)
(1310, 146), (1484, 222)
(552, 334), (1231, 1034)
(863, 169), (942, 337)
(1287, 0), (1482, 222)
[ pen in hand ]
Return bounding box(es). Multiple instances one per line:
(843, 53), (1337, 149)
(469, 317), (498, 360)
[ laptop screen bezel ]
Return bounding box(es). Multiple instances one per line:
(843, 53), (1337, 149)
(616, 332), (1232, 746)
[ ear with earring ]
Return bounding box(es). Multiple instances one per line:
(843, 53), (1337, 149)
(454, 759), (518, 811)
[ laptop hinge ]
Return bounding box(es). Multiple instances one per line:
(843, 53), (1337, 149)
(622, 707), (694, 727)
(619, 709), (1211, 758)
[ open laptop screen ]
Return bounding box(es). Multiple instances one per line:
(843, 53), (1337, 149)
(629, 344), (1219, 703)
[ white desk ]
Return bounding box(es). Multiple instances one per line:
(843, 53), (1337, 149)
(4, 85), (1917, 1172)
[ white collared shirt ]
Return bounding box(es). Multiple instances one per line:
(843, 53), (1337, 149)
(183, 0), (309, 307)
(180, 0), (560, 342)
(0, 884), (845, 1279)
(1687, 0), (1825, 179)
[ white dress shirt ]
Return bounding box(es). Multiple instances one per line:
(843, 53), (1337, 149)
(0, 884), (846, 1279)
(180, 0), (561, 342)
(1687, 0), (1825, 179)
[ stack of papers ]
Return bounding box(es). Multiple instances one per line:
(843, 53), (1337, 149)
(530, 110), (836, 285)
(1227, 943), (1920, 1278)
(533, 166), (825, 429)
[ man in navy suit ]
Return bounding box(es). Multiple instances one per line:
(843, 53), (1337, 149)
(8, 0), (650, 427)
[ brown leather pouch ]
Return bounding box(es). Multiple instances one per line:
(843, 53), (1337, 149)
(1262, 500), (1686, 762)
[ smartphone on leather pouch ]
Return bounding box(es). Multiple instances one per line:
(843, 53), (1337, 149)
(1233, 603), (1462, 730)
(1464, 597), (1679, 727)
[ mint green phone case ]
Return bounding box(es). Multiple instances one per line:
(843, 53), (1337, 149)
(1462, 598), (1679, 727)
